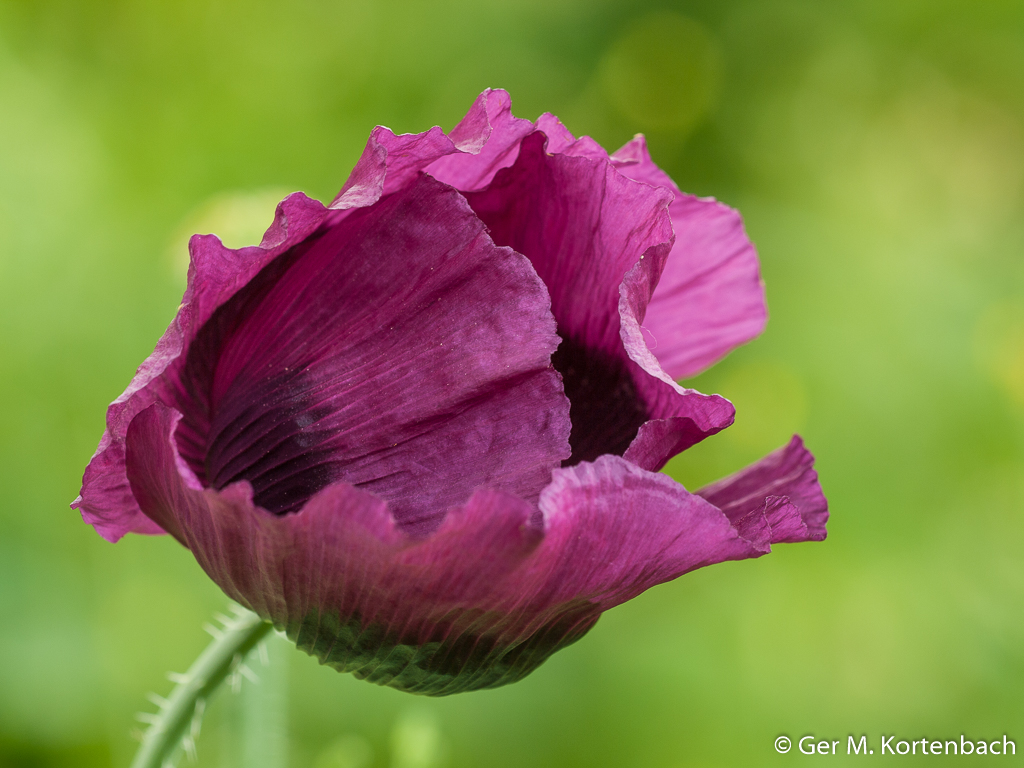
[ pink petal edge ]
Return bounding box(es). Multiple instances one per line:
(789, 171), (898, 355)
(612, 135), (768, 381)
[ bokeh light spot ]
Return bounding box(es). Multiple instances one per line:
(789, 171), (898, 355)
(314, 734), (374, 768)
(166, 188), (294, 280)
(390, 709), (447, 768)
(975, 300), (1024, 409)
(599, 11), (722, 133)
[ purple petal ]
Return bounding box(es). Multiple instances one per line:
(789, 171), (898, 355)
(426, 101), (610, 190)
(425, 89), (536, 191)
(76, 90), (830, 697)
(164, 174), (568, 530)
(330, 126), (455, 211)
(696, 435), (828, 543)
(612, 136), (767, 380)
(531, 455), (770, 609)
(465, 130), (732, 466)
(467, 131), (673, 353)
(330, 93), (524, 212)
(124, 404), (775, 694)
(335, 89), (540, 211)
(532, 113), (610, 160)
(74, 192), (331, 541)
(618, 256), (736, 472)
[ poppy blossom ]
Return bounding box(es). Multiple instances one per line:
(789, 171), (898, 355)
(74, 90), (827, 695)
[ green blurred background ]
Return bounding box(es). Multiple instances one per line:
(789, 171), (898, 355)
(2, 0), (1023, 765)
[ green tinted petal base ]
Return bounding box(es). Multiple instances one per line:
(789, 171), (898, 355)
(286, 600), (602, 696)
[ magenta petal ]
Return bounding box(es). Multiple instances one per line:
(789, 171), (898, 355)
(612, 136), (767, 380)
(619, 258), (736, 472)
(425, 89), (536, 191)
(532, 113), (610, 160)
(168, 173), (569, 530)
(75, 95), (572, 541)
(76, 91), (830, 696)
(464, 131), (731, 465)
(531, 455), (770, 609)
(335, 89), (538, 212)
(428, 102), (609, 191)
(467, 131), (674, 353)
(73, 192), (331, 541)
(330, 125), (455, 212)
(696, 435), (828, 543)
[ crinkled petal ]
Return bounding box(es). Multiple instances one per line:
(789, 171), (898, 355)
(533, 113), (610, 160)
(330, 126), (454, 211)
(166, 176), (569, 528)
(618, 256), (736, 472)
(125, 404), (777, 695)
(424, 89), (536, 191)
(465, 131), (732, 465)
(335, 88), (540, 212)
(612, 135), (767, 380)
(167, 173), (569, 529)
(530, 455), (770, 608)
(467, 130), (673, 353)
(125, 403), (561, 695)
(427, 103), (609, 189)
(77, 90), (829, 698)
(696, 435), (828, 543)
(74, 192), (330, 541)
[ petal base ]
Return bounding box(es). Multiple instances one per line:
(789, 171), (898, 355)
(291, 601), (599, 695)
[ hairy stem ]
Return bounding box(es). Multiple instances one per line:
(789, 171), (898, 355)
(130, 606), (274, 768)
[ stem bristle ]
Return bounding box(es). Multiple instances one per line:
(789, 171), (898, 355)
(129, 605), (273, 768)
(238, 663), (259, 684)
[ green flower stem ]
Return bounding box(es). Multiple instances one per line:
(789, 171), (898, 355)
(130, 607), (273, 768)
(237, 630), (289, 768)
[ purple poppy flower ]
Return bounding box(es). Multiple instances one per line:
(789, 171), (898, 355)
(74, 90), (827, 695)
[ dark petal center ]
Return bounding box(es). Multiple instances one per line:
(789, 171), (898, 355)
(551, 334), (649, 466)
(172, 236), (339, 515)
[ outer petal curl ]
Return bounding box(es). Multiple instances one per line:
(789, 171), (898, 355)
(697, 435), (828, 543)
(73, 192), (329, 541)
